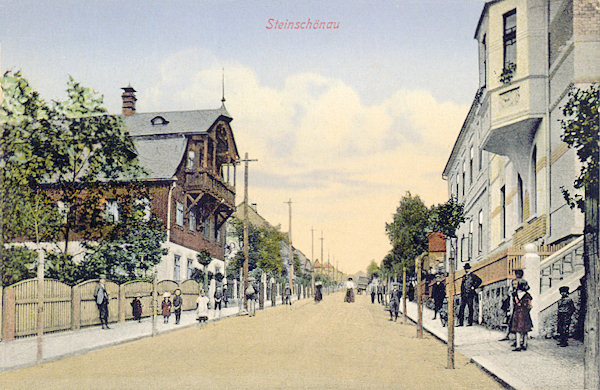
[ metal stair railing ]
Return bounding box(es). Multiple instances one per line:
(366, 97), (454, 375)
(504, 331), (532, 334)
(539, 236), (584, 293)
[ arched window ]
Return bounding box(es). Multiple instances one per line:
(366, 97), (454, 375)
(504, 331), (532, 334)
(530, 146), (537, 215)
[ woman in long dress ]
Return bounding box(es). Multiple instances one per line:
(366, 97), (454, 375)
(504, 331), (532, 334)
(314, 282), (323, 302)
(196, 290), (210, 323)
(344, 278), (355, 303)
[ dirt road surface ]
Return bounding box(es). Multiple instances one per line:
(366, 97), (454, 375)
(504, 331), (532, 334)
(0, 292), (503, 389)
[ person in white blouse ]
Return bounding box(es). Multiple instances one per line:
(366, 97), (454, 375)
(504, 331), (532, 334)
(195, 290), (210, 323)
(344, 278), (356, 303)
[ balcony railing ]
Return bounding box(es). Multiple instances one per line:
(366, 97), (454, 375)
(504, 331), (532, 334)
(184, 170), (235, 207)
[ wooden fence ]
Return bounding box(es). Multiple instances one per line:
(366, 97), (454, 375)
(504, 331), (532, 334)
(1, 278), (202, 341)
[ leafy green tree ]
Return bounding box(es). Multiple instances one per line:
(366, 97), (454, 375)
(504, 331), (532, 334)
(386, 191), (430, 274)
(1, 72), (60, 244)
(367, 260), (380, 279)
(560, 84), (599, 211)
(1, 72), (149, 283)
(559, 84), (599, 388)
(0, 246), (36, 286)
(227, 218), (286, 279)
(429, 197), (465, 240)
(257, 226), (285, 276)
(227, 218), (261, 274)
(79, 188), (167, 283)
(46, 76), (145, 253)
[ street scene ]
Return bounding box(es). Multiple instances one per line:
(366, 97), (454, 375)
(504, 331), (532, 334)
(0, 293), (504, 389)
(0, 0), (599, 389)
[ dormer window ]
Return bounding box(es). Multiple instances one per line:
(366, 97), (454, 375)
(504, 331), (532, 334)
(150, 116), (169, 126)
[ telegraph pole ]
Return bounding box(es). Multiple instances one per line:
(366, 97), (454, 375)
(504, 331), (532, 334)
(448, 242), (456, 369)
(402, 265), (407, 323)
(311, 227), (315, 296)
(285, 199), (294, 294)
(242, 153), (257, 311)
(320, 231), (324, 293)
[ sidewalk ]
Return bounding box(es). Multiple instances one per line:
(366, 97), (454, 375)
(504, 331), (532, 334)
(399, 300), (584, 390)
(0, 296), (300, 373)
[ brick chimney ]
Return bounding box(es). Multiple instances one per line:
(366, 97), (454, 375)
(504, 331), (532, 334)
(121, 85), (136, 116)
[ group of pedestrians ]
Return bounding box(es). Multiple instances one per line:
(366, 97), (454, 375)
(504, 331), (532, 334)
(93, 276), (232, 328)
(497, 269), (534, 351)
(161, 289), (183, 324)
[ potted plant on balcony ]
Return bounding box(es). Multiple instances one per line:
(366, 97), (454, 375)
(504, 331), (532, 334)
(499, 63), (517, 84)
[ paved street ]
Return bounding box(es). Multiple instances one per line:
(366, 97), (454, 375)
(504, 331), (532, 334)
(0, 292), (501, 389)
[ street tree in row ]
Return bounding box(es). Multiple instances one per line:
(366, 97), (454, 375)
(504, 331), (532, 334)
(367, 260), (380, 279)
(385, 191), (430, 275)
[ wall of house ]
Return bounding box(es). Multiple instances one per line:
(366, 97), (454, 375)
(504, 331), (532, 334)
(480, 279), (512, 330)
(168, 185), (225, 260)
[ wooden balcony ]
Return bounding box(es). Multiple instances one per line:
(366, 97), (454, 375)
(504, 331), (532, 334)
(184, 170), (235, 208)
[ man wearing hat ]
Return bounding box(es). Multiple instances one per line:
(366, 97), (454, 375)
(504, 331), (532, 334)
(94, 275), (110, 329)
(457, 263), (482, 327)
(557, 286), (575, 347)
(431, 273), (446, 320)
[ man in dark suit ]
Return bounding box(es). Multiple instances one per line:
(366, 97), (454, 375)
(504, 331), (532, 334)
(431, 273), (446, 320)
(457, 263), (482, 326)
(94, 275), (110, 329)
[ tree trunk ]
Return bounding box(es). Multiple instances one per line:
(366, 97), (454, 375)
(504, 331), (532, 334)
(583, 183), (599, 389)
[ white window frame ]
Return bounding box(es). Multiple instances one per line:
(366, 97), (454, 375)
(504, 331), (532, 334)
(176, 202), (184, 226)
(105, 199), (119, 223)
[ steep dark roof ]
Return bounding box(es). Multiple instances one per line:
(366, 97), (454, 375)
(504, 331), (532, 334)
(134, 136), (187, 181)
(124, 105), (232, 181)
(123, 106), (231, 137)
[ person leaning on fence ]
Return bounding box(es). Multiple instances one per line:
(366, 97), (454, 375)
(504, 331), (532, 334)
(196, 290), (209, 323)
(131, 296), (143, 322)
(94, 276), (110, 329)
(172, 289), (183, 325)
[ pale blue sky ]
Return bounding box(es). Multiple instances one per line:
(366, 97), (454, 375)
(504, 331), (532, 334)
(1, 0), (486, 273)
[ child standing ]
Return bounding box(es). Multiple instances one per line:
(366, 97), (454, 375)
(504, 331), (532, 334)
(161, 293), (172, 324)
(557, 286), (575, 347)
(510, 279), (533, 351)
(196, 290), (209, 323)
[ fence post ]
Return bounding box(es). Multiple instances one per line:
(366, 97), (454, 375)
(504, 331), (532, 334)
(2, 286), (15, 341)
(523, 243), (540, 337)
(0, 285), (3, 341)
(72, 285), (80, 330)
(119, 284), (126, 323)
